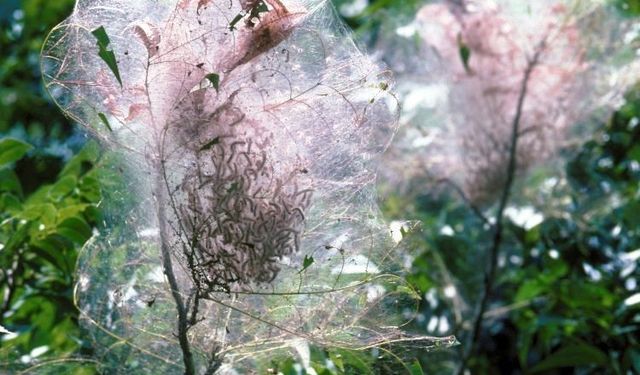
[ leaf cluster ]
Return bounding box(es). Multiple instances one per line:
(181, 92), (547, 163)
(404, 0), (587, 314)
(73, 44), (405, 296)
(0, 139), (102, 373)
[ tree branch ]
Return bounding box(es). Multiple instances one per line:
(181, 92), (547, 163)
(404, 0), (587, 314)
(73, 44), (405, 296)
(457, 44), (545, 374)
(155, 160), (196, 375)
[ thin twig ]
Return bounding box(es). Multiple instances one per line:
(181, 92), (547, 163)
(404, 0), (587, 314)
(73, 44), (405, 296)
(457, 43), (545, 374)
(155, 161), (196, 375)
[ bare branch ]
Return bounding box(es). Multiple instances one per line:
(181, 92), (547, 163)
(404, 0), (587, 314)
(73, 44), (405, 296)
(457, 43), (545, 375)
(155, 161), (196, 375)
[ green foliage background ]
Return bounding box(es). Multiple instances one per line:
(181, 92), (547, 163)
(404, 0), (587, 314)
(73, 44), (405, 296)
(0, 0), (639, 373)
(1, 0), (92, 370)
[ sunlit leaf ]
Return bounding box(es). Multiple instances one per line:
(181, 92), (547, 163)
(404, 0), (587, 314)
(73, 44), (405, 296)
(0, 138), (32, 168)
(48, 175), (77, 202)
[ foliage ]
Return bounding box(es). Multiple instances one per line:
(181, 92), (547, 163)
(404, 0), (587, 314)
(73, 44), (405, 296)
(0, 0), (94, 372)
(0, 0), (76, 172)
(0, 139), (101, 373)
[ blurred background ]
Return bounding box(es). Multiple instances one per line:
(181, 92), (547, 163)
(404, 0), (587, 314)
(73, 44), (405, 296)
(1, 0), (639, 373)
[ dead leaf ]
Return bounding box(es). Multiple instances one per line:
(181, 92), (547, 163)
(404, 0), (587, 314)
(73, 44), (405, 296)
(131, 21), (161, 58)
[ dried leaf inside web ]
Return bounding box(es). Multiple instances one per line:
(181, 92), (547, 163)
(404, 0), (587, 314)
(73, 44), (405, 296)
(130, 21), (161, 58)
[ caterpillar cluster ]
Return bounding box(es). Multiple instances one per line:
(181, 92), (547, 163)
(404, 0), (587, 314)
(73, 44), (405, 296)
(177, 134), (311, 292)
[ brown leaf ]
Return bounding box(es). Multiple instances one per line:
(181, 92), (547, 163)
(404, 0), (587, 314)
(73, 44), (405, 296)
(131, 21), (161, 58)
(125, 103), (148, 121)
(197, 0), (213, 14)
(230, 0), (306, 69)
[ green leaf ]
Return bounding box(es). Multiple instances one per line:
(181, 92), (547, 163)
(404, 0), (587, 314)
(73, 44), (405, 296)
(97, 45), (121, 85)
(515, 279), (546, 302)
(396, 285), (421, 301)
(410, 360), (424, 375)
(329, 349), (372, 374)
(254, 1), (268, 14)
(48, 175), (77, 202)
(229, 14), (243, 30)
(0, 138), (32, 168)
(91, 25), (111, 46)
(247, 1), (269, 22)
(78, 176), (102, 203)
(98, 113), (113, 132)
(57, 204), (91, 221)
(299, 255), (314, 273)
(529, 342), (608, 373)
(1, 193), (22, 214)
(32, 236), (70, 271)
(92, 26), (122, 87)
(60, 142), (100, 178)
(0, 169), (23, 196)
(56, 216), (93, 244)
(21, 203), (57, 227)
(199, 137), (220, 152)
(205, 73), (220, 92)
(229, 1), (268, 30)
(629, 145), (640, 162)
(616, 0), (640, 16)
(457, 34), (471, 73)
(329, 352), (344, 372)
